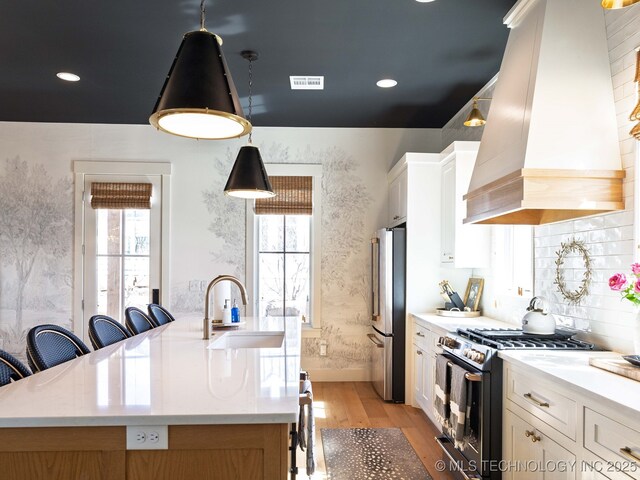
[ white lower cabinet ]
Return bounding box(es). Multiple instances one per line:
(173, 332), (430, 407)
(503, 408), (576, 480)
(583, 408), (640, 480)
(503, 362), (640, 480)
(411, 318), (443, 427)
(413, 344), (429, 412)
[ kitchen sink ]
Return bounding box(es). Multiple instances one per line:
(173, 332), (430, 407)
(208, 330), (285, 350)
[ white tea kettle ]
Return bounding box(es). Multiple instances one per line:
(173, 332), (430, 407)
(522, 297), (556, 335)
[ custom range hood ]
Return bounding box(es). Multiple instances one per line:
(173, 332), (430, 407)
(464, 0), (625, 225)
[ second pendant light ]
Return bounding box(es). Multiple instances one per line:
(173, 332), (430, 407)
(224, 51), (275, 199)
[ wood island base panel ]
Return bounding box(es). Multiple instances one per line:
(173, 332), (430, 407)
(0, 424), (288, 480)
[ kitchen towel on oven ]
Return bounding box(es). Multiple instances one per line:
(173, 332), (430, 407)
(433, 355), (450, 427)
(448, 362), (469, 449)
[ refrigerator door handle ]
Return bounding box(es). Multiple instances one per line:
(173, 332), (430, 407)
(371, 236), (380, 321)
(367, 333), (384, 348)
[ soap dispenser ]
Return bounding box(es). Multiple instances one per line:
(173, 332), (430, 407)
(222, 299), (232, 324)
(231, 299), (240, 323)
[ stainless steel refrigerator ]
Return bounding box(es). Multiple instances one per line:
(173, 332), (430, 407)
(369, 227), (406, 403)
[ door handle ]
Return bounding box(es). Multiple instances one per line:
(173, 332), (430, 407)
(620, 447), (640, 463)
(524, 392), (550, 408)
(525, 430), (541, 442)
(367, 334), (384, 348)
(434, 436), (482, 479)
(446, 361), (482, 382)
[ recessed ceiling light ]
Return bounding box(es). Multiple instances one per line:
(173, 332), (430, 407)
(56, 72), (80, 82)
(415, 0), (436, 2)
(376, 79), (397, 88)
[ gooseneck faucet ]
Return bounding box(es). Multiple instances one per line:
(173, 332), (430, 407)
(203, 275), (248, 339)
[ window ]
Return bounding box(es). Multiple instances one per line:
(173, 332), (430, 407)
(492, 225), (533, 296)
(246, 164), (322, 333)
(258, 215), (311, 321)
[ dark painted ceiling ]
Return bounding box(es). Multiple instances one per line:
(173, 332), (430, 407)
(0, 0), (516, 128)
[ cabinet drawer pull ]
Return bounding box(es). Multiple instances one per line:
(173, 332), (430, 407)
(417, 350), (423, 355)
(393, 215), (400, 220)
(525, 430), (541, 443)
(524, 392), (549, 408)
(448, 255), (454, 260)
(416, 332), (425, 337)
(620, 447), (640, 463)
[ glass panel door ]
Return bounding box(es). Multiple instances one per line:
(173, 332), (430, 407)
(83, 175), (161, 324)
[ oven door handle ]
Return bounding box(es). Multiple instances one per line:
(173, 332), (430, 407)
(435, 436), (482, 480)
(446, 360), (483, 382)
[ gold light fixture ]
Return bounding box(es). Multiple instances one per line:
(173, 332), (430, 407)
(149, 0), (250, 140)
(463, 97), (491, 127)
(601, 0), (640, 9)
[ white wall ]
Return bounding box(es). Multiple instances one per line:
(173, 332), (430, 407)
(0, 121), (441, 379)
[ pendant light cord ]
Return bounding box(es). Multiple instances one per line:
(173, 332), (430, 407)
(248, 57), (253, 144)
(200, 0), (206, 31)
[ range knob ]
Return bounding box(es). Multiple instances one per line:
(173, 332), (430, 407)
(442, 337), (459, 349)
(463, 348), (485, 363)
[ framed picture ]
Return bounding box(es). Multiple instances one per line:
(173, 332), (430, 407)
(463, 277), (484, 312)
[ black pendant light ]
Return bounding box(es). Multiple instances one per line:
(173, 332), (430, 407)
(224, 51), (275, 199)
(149, 0), (251, 140)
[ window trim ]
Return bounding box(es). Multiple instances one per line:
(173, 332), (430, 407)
(246, 164), (322, 336)
(73, 161), (171, 342)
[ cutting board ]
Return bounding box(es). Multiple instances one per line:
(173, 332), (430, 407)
(589, 357), (640, 382)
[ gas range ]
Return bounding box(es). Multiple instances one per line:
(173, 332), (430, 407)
(435, 327), (596, 479)
(439, 327), (596, 371)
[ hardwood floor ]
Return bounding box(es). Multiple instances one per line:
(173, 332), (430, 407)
(295, 381), (456, 480)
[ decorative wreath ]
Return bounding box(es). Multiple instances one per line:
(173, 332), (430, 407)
(554, 237), (592, 305)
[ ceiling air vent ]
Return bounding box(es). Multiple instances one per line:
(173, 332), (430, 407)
(289, 76), (324, 90)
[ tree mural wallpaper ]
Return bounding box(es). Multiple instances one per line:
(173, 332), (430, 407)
(0, 157), (72, 358)
(197, 142), (374, 371)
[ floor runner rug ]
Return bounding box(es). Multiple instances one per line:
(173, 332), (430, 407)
(321, 427), (433, 479)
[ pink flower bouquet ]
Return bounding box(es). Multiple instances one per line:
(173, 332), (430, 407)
(609, 263), (640, 306)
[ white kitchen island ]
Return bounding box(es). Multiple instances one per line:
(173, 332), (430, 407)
(0, 316), (301, 480)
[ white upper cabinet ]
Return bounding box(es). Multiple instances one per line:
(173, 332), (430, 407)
(440, 142), (490, 268)
(388, 168), (407, 227)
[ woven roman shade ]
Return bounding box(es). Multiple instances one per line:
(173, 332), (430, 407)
(630, 50), (640, 140)
(254, 176), (312, 215)
(90, 183), (153, 209)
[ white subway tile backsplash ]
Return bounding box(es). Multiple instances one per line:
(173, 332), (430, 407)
(591, 254), (634, 269)
(611, 57), (625, 76)
(603, 209), (634, 228)
(621, 137), (636, 155)
(573, 216), (606, 232)
(548, 221), (574, 236)
(534, 224), (550, 238)
(585, 238), (607, 253)
(603, 239), (634, 255)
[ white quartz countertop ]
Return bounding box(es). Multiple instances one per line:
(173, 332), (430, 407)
(499, 350), (640, 417)
(0, 316), (301, 427)
(412, 312), (515, 334)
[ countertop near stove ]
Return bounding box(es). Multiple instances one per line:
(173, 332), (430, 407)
(412, 312), (515, 336)
(499, 350), (640, 418)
